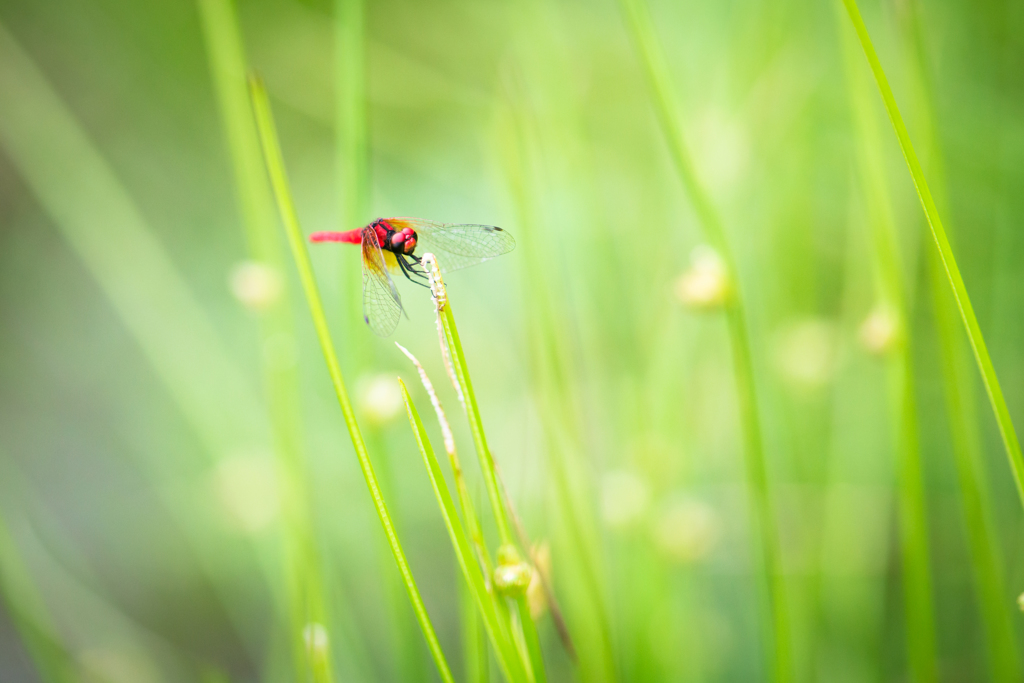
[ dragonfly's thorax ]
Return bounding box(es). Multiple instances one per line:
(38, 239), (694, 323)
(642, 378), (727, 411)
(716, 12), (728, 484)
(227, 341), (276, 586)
(374, 219), (418, 255)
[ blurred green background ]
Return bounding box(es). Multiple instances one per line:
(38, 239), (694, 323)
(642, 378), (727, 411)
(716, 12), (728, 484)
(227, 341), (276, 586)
(1, 0), (1023, 681)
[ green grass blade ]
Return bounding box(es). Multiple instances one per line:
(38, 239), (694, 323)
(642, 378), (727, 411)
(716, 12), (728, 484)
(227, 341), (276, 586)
(838, 18), (938, 682)
(461, 584), (489, 683)
(248, 76), (455, 683)
(439, 300), (515, 545)
(195, 2), (337, 680)
(398, 379), (530, 683)
(840, 0), (1024, 509)
(893, 4), (1021, 677)
(516, 596), (547, 683)
(495, 86), (616, 682)
(930, 253), (1020, 682)
(618, 0), (791, 679)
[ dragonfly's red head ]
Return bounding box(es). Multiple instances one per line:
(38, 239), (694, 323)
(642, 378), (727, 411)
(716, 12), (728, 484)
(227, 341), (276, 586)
(388, 226), (418, 255)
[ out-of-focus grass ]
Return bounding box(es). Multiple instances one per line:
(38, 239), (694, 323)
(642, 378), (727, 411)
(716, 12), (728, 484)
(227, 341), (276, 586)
(839, 14), (937, 682)
(1, 0), (1024, 681)
(619, 0), (791, 679)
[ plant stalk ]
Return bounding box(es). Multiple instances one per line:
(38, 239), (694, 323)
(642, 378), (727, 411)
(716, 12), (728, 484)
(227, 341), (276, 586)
(249, 76), (455, 683)
(840, 0), (1024, 510)
(439, 300), (515, 545)
(618, 0), (791, 679)
(399, 380), (531, 683)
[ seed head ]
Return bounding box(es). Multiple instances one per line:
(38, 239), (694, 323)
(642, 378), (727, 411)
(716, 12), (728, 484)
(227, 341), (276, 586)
(420, 253), (447, 311)
(494, 544), (532, 597)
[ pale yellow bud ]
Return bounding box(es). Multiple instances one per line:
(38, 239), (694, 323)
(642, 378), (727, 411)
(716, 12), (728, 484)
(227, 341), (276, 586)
(859, 304), (901, 355)
(494, 544), (531, 597)
(526, 541), (552, 620)
(674, 245), (730, 310)
(357, 374), (404, 426)
(229, 261), (282, 311)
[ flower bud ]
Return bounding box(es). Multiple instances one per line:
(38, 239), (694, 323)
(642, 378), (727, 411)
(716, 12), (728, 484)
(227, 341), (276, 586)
(526, 541), (551, 619)
(229, 261), (282, 311)
(494, 544), (531, 597)
(859, 304), (901, 356)
(674, 245), (730, 310)
(357, 374), (405, 426)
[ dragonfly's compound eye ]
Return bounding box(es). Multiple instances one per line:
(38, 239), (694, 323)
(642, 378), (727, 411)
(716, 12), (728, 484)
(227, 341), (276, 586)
(404, 236), (417, 254)
(390, 233), (406, 249)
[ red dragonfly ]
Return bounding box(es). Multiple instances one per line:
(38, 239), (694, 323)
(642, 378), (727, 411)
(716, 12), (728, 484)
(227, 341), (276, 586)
(310, 217), (515, 336)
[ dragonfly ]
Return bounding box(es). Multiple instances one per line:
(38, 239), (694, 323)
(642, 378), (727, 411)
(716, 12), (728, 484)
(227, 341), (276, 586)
(309, 217), (516, 336)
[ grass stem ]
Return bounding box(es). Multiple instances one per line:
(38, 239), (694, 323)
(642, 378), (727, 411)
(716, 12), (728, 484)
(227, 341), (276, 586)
(196, 1), (334, 678)
(840, 0), (1024, 510)
(618, 0), (791, 679)
(249, 76), (455, 683)
(838, 17), (938, 681)
(438, 298), (515, 546)
(398, 379), (530, 683)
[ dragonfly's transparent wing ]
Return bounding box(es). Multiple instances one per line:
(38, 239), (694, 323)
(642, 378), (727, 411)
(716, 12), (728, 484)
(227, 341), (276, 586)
(388, 218), (516, 273)
(361, 226), (403, 336)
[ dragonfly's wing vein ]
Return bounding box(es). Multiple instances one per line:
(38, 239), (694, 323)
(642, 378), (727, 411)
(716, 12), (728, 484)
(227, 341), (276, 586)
(361, 226), (403, 337)
(389, 218), (516, 273)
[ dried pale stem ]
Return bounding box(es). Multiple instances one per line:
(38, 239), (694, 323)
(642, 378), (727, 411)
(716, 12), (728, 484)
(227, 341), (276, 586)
(395, 342), (492, 575)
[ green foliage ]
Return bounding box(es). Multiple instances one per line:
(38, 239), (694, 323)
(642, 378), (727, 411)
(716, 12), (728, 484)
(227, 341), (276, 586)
(1, 0), (1023, 681)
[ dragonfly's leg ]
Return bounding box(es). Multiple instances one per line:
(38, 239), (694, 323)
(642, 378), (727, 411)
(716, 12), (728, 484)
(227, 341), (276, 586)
(397, 256), (430, 288)
(405, 256), (430, 281)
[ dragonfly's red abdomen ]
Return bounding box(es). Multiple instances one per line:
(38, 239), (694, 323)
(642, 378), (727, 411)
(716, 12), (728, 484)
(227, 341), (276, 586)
(309, 229), (363, 245)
